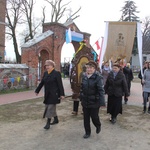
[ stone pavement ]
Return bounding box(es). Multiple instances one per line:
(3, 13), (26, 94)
(0, 78), (143, 107)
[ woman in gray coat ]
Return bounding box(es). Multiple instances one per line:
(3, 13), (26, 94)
(35, 60), (65, 129)
(142, 62), (150, 113)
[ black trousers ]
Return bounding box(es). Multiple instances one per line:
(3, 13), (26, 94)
(83, 107), (101, 135)
(73, 101), (79, 112)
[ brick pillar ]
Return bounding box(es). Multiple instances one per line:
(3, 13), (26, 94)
(0, 0), (6, 62)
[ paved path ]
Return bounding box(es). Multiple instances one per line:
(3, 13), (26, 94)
(127, 82), (143, 106)
(0, 78), (143, 107)
(0, 78), (72, 105)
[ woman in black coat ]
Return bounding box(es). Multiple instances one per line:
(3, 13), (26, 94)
(35, 60), (65, 130)
(123, 63), (134, 104)
(105, 63), (129, 124)
(80, 61), (105, 139)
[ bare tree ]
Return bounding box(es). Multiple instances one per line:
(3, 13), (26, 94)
(142, 16), (150, 37)
(21, 0), (41, 42)
(6, 0), (42, 63)
(44, 0), (81, 23)
(142, 16), (150, 54)
(6, 0), (23, 63)
(42, 6), (46, 24)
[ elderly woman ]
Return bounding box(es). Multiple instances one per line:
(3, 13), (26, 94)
(102, 62), (111, 86)
(80, 61), (105, 139)
(35, 60), (65, 130)
(105, 63), (129, 124)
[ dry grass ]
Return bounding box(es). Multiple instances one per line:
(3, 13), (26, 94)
(0, 97), (149, 132)
(0, 98), (44, 123)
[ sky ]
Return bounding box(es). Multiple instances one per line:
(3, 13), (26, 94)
(5, 0), (150, 62)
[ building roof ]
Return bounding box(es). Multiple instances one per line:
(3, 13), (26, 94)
(0, 64), (28, 69)
(63, 19), (75, 27)
(21, 30), (53, 48)
(143, 36), (150, 54)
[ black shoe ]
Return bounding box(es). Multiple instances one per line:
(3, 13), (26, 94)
(148, 107), (150, 114)
(72, 111), (78, 115)
(109, 117), (112, 122)
(96, 126), (101, 134)
(124, 101), (127, 104)
(44, 118), (51, 129)
(83, 134), (90, 139)
(50, 120), (59, 125)
(111, 118), (116, 124)
(147, 107), (150, 114)
(50, 116), (59, 125)
(44, 124), (50, 129)
(143, 106), (146, 114)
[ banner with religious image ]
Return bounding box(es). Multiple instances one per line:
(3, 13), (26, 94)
(104, 21), (136, 63)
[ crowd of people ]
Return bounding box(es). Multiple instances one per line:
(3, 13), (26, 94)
(35, 59), (150, 139)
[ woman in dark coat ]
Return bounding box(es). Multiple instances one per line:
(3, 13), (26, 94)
(35, 60), (65, 130)
(123, 63), (134, 104)
(105, 63), (129, 124)
(80, 61), (105, 139)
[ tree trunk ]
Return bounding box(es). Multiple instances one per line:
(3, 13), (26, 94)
(12, 30), (21, 63)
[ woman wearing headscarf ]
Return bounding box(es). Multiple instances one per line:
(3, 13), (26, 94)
(102, 62), (111, 86)
(105, 63), (129, 124)
(35, 60), (65, 130)
(80, 61), (105, 139)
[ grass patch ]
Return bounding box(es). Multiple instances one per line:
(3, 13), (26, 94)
(0, 97), (44, 123)
(0, 88), (31, 95)
(0, 96), (149, 133)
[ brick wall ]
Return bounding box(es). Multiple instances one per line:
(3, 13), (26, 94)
(0, 64), (31, 91)
(21, 22), (91, 85)
(43, 23), (67, 71)
(22, 23), (67, 79)
(0, 0), (6, 62)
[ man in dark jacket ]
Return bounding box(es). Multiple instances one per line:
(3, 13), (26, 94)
(80, 61), (105, 139)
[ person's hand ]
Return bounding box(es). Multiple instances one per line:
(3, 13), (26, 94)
(35, 92), (38, 96)
(60, 96), (65, 99)
(142, 79), (145, 84)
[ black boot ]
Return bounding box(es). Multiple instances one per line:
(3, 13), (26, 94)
(96, 126), (101, 134)
(124, 97), (128, 104)
(148, 107), (150, 114)
(143, 106), (146, 113)
(50, 116), (59, 125)
(44, 118), (51, 129)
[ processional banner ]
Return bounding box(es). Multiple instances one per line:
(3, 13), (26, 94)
(104, 22), (136, 63)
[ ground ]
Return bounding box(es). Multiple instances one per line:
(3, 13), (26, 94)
(0, 97), (150, 150)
